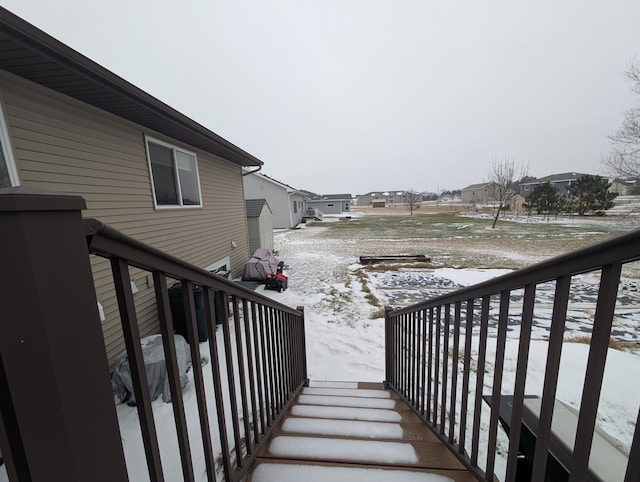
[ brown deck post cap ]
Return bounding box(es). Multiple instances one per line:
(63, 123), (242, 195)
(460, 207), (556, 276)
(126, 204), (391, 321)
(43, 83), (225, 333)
(0, 186), (86, 211)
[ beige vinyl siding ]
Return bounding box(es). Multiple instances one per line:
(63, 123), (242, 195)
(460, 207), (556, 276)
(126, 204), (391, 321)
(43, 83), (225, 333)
(0, 70), (251, 364)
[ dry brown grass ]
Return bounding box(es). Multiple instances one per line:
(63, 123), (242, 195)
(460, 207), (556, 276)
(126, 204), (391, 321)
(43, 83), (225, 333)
(353, 203), (470, 215)
(564, 335), (626, 351)
(369, 307), (387, 319)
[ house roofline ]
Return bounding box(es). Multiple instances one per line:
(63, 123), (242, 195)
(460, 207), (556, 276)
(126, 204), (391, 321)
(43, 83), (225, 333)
(247, 171), (303, 194)
(0, 7), (262, 167)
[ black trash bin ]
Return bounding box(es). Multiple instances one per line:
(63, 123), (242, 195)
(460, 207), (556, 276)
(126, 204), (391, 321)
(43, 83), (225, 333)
(168, 283), (209, 343)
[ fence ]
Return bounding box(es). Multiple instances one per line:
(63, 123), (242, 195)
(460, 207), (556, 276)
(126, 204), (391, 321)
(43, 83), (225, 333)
(385, 227), (640, 482)
(0, 188), (307, 482)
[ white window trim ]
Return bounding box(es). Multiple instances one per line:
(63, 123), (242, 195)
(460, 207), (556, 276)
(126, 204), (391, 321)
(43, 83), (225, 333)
(205, 256), (231, 273)
(0, 85), (20, 187)
(145, 135), (203, 209)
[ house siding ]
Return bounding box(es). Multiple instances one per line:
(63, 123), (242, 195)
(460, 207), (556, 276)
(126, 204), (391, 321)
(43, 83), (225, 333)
(307, 199), (350, 215)
(244, 174), (291, 228)
(290, 193), (306, 226)
(461, 185), (491, 204)
(1, 70), (250, 363)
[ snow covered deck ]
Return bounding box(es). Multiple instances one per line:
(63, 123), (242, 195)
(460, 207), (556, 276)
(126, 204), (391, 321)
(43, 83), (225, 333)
(245, 381), (478, 482)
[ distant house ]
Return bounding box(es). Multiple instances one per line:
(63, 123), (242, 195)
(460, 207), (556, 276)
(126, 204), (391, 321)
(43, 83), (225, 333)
(243, 172), (306, 228)
(245, 199), (274, 254)
(0, 8), (262, 363)
(306, 193), (352, 215)
(520, 172), (587, 197)
(610, 177), (640, 196)
(356, 190), (413, 206)
(461, 183), (493, 204)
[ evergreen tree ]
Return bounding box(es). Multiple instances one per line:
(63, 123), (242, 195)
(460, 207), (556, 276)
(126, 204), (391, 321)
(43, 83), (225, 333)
(565, 175), (617, 215)
(524, 182), (560, 218)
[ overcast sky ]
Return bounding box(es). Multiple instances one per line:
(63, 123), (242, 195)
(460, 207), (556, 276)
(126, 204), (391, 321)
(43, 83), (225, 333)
(1, 1), (639, 195)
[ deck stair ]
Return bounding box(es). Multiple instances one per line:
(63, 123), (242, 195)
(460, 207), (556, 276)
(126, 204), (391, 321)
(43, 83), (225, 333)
(245, 381), (477, 481)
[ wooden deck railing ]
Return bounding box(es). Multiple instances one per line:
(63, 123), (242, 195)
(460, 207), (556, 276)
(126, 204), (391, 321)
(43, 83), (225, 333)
(0, 187), (307, 482)
(385, 227), (640, 482)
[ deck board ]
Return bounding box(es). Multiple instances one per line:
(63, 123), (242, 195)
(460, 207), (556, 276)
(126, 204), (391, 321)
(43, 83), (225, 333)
(244, 381), (479, 481)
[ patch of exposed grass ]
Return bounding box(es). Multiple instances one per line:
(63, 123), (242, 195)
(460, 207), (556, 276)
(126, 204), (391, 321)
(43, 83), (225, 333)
(370, 307), (386, 319)
(315, 211), (636, 272)
(564, 335), (626, 351)
(365, 293), (381, 307)
(364, 261), (435, 272)
(365, 264), (400, 272)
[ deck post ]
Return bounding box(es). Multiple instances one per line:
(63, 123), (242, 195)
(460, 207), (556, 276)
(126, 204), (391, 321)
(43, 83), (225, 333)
(0, 187), (128, 482)
(384, 306), (393, 388)
(296, 306), (308, 385)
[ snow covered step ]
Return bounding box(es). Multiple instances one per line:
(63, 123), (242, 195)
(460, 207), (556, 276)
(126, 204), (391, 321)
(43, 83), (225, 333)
(263, 435), (466, 470)
(249, 462), (462, 482)
(281, 417), (404, 439)
(308, 380), (359, 389)
(280, 416), (438, 442)
(268, 435), (419, 464)
(302, 387), (392, 398)
(290, 404), (403, 422)
(297, 394), (396, 409)
(249, 381), (476, 481)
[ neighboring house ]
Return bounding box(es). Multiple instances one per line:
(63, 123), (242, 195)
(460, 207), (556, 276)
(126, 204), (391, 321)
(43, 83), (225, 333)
(520, 172), (586, 197)
(461, 183), (493, 204)
(245, 199), (274, 254)
(306, 193), (352, 215)
(243, 172), (306, 228)
(0, 8), (263, 363)
(356, 190), (413, 206)
(610, 177), (640, 196)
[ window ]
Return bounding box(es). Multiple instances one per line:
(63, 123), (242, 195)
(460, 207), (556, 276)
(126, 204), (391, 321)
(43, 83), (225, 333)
(205, 257), (231, 278)
(293, 200), (298, 213)
(0, 91), (19, 188)
(146, 136), (202, 208)
(327, 203), (335, 207)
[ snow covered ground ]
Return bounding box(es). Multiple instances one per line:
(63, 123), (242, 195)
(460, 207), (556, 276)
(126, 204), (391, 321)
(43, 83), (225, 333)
(259, 215), (640, 479)
(1, 212), (638, 482)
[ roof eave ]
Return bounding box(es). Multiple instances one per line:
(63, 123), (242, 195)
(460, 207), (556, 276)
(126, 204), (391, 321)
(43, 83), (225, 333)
(0, 7), (262, 168)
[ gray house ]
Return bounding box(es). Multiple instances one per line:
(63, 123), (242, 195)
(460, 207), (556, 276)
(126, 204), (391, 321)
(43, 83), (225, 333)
(243, 171), (306, 228)
(520, 172), (586, 197)
(245, 198), (274, 254)
(306, 193), (352, 215)
(0, 8), (263, 363)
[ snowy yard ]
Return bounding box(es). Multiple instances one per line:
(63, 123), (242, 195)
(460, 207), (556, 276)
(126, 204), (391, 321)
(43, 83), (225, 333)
(259, 212), (640, 478)
(2, 211), (638, 482)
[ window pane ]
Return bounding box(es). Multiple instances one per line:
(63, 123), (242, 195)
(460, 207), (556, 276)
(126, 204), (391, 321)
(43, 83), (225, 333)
(0, 141), (11, 188)
(176, 150), (200, 205)
(148, 142), (178, 205)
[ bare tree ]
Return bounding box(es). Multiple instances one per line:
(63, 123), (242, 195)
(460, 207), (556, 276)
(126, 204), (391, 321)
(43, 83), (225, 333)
(603, 59), (640, 178)
(406, 189), (422, 215)
(487, 158), (528, 228)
